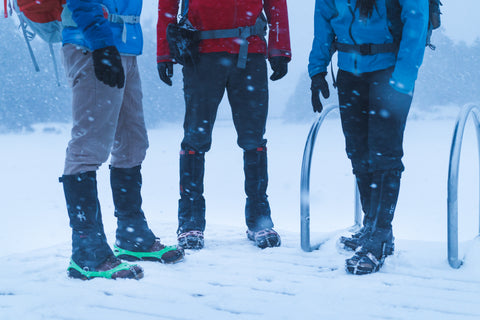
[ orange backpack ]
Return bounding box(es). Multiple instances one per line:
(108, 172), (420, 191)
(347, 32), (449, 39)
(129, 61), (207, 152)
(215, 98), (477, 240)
(4, 0), (66, 85)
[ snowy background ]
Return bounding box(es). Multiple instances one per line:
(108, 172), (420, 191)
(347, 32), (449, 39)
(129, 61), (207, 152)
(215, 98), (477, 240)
(1, 1), (480, 319)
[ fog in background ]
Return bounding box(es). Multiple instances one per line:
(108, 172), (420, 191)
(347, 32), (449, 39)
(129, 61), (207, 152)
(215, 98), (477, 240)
(1, 1), (480, 132)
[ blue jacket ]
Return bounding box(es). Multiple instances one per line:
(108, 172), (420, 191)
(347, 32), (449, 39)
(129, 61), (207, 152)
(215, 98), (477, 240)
(62, 0), (143, 55)
(308, 0), (428, 95)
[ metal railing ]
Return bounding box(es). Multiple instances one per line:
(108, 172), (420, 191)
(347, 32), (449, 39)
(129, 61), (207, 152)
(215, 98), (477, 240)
(300, 105), (362, 252)
(447, 103), (480, 268)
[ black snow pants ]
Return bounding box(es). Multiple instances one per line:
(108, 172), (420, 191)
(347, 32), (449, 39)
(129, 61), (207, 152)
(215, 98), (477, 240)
(178, 52), (274, 234)
(337, 67), (412, 229)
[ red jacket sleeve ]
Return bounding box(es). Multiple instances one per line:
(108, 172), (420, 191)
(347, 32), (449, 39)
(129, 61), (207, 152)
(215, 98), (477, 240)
(264, 0), (291, 60)
(157, 0), (180, 63)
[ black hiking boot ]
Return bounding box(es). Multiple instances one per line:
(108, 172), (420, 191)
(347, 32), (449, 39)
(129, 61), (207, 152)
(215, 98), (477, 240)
(339, 225), (372, 251)
(342, 170), (400, 253)
(345, 227), (394, 275)
(247, 229), (281, 249)
(110, 166), (156, 252)
(339, 226), (394, 254)
(67, 255), (143, 280)
(114, 239), (184, 264)
(60, 171), (114, 273)
(244, 148), (276, 235)
(110, 166), (185, 263)
(339, 173), (376, 251)
(177, 230), (204, 250)
(178, 150), (206, 235)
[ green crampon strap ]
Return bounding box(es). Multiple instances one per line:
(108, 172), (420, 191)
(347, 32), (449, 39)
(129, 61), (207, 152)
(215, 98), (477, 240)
(113, 244), (178, 260)
(68, 259), (134, 279)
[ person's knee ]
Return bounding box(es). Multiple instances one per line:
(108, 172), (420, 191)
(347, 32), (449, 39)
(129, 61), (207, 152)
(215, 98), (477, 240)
(369, 157), (405, 173)
(237, 135), (266, 151)
(180, 140), (211, 153)
(64, 144), (110, 175)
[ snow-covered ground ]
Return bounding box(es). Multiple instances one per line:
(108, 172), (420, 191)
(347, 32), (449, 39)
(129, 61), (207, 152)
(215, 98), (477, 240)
(1, 114), (480, 319)
(2, 0), (480, 319)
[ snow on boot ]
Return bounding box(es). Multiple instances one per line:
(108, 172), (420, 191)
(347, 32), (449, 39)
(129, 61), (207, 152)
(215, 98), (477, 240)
(247, 228), (281, 249)
(67, 255), (143, 280)
(114, 239), (184, 264)
(345, 227), (394, 275)
(339, 225), (372, 251)
(177, 230), (204, 250)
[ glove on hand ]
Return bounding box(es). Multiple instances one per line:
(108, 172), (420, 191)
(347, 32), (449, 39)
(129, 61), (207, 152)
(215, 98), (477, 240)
(92, 46), (125, 89)
(157, 62), (174, 86)
(269, 56), (289, 81)
(310, 72), (330, 113)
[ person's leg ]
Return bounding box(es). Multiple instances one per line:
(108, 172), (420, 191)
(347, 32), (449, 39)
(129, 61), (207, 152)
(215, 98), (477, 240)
(109, 56), (153, 249)
(60, 45), (142, 279)
(337, 69), (371, 214)
(346, 68), (413, 275)
(227, 54), (279, 248)
(63, 45), (124, 175)
(109, 57), (184, 262)
(368, 67), (412, 231)
(177, 53), (230, 248)
(336, 70), (375, 250)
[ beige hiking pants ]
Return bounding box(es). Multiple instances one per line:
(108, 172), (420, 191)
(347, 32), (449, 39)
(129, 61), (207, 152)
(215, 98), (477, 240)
(62, 44), (148, 175)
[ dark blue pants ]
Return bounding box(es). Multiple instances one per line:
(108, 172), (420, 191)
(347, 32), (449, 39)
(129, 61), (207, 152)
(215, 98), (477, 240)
(178, 53), (273, 233)
(337, 67), (412, 229)
(181, 53), (268, 152)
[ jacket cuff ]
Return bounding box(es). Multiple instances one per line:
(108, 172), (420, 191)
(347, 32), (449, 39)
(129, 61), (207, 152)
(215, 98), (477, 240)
(157, 55), (174, 63)
(268, 49), (292, 61)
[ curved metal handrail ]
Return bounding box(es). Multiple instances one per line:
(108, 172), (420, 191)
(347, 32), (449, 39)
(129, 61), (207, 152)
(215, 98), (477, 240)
(300, 105), (362, 252)
(447, 103), (480, 268)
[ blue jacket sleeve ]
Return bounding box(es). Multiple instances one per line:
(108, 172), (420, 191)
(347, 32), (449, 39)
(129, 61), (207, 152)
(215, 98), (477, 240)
(66, 0), (115, 50)
(390, 0), (429, 95)
(308, 0), (336, 78)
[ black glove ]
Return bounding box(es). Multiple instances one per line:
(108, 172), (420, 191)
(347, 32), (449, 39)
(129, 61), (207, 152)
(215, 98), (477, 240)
(92, 46), (125, 89)
(310, 72), (330, 113)
(269, 56), (289, 81)
(157, 62), (174, 86)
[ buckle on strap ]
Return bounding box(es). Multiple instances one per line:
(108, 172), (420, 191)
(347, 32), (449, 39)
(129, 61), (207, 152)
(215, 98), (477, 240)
(359, 43), (372, 55)
(238, 26), (251, 39)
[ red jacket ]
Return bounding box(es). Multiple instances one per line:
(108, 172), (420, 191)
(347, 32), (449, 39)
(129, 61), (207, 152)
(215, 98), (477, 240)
(157, 0), (291, 63)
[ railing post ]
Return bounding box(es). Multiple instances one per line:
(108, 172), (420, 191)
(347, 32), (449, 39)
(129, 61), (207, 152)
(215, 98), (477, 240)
(447, 103), (480, 268)
(300, 105), (362, 252)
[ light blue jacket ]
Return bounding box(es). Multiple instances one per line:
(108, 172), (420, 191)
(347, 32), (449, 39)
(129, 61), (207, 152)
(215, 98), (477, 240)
(62, 0), (143, 55)
(309, 0), (428, 94)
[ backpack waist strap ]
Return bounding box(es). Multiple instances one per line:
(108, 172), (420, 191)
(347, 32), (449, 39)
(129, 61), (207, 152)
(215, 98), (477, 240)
(198, 14), (267, 68)
(333, 42), (398, 55)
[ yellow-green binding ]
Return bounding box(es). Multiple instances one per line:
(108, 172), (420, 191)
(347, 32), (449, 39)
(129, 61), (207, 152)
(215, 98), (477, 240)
(113, 244), (178, 260)
(68, 259), (137, 279)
